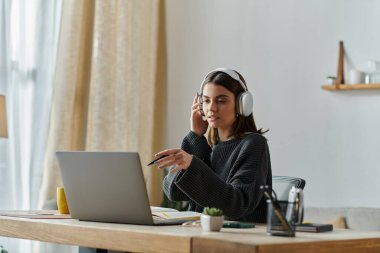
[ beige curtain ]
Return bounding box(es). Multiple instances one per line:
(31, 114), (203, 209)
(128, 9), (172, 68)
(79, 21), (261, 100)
(39, 0), (166, 207)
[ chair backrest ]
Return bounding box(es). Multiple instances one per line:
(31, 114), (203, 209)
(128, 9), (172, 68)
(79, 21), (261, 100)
(272, 176), (306, 201)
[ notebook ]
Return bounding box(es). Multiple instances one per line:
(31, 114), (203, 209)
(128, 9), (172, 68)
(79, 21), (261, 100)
(56, 151), (196, 225)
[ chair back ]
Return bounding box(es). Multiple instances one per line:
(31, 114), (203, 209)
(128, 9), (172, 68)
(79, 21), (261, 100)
(272, 176), (306, 201)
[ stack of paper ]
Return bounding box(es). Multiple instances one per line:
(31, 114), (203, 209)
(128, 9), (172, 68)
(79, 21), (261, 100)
(151, 206), (201, 221)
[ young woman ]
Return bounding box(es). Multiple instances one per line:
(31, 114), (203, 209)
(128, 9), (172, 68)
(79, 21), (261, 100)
(155, 68), (272, 222)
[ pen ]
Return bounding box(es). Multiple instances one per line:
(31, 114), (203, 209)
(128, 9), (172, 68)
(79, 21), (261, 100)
(147, 155), (169, 166)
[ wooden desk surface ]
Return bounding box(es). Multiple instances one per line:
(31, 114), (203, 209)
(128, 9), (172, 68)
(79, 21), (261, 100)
(1, 215), (380, 253)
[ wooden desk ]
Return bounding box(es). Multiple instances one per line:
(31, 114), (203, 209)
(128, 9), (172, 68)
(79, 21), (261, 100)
(1, 215), (380, 253)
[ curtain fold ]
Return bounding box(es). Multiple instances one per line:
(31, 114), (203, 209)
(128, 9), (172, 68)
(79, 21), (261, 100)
(39, 0), (166, 207)
(0, 0), (65, 252)
(0, 0), (62, 210)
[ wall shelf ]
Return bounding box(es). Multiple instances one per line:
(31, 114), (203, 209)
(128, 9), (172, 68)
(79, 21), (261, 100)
(321, 83), (380, 91)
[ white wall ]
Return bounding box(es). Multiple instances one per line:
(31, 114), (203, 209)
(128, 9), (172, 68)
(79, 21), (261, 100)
(165, 0), (380, 208)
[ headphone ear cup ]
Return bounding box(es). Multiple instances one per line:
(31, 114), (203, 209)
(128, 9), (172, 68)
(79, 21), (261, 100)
(236, 91), (253, 116)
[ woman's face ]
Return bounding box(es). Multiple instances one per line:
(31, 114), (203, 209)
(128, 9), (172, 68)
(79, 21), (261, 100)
(202, 83), (236, 132)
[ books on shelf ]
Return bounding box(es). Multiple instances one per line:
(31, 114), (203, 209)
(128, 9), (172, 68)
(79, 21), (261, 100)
(150, 206), (201, 221)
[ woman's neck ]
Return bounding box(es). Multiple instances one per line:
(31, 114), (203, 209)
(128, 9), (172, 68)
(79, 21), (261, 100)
(218, 129), (234, 142)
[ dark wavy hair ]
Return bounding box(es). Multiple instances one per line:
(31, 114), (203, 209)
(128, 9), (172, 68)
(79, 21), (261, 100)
(201, 70), (268, 145)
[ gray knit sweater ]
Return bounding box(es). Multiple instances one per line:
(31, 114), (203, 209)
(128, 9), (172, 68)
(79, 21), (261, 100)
(163, 131), (272, 223)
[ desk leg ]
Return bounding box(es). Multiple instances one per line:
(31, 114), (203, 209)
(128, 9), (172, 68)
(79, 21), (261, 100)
(96, 250), (127, 253)
(79, 247), (127, 253)
(79, 247), (108, 253)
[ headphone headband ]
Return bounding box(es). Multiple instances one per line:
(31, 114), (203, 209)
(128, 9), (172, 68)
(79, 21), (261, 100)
(202, 67), (248, 91)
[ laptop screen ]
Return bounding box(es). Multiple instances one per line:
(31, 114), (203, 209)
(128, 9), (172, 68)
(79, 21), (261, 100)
(56, 151), (155, 225)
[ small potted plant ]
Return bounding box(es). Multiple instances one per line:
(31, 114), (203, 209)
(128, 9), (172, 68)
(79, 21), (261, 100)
(201, 207), (224, 232)
(326, 76), (337, 84)
(0, 245), (8, 253)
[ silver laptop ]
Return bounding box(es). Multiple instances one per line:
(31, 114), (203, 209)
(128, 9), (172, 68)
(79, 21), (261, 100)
(56, 151), (185, 225)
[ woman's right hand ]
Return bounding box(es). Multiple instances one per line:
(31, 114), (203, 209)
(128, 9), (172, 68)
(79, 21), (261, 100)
(190, 94), (208, 136)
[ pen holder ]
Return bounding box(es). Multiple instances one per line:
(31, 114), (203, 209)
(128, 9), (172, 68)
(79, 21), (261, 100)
(266, 200), (296, 237)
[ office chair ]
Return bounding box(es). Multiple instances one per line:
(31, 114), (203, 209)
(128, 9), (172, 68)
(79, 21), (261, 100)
(272, 176), (306, 201)
(271, 176), (306, 226)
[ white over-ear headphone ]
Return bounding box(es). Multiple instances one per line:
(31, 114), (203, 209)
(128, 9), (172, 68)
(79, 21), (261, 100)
(199, 67), (253, 117)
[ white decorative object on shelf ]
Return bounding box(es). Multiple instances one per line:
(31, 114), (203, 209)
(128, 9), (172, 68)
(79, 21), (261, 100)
(348, 69), (363, 84)
(367, 60), (380, 83)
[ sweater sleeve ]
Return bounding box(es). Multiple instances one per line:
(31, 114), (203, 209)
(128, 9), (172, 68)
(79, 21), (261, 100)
(181, 131), (211, 159)
(173, 134), (270, 220)
(163, 131), (212, 201)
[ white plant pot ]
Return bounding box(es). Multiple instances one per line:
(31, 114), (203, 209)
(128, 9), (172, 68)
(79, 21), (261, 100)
(327, 78), (336, 84)
(201, 214), (224, 232)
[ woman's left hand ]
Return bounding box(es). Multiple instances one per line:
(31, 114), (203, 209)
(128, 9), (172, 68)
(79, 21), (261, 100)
(154, 149), (193, 173)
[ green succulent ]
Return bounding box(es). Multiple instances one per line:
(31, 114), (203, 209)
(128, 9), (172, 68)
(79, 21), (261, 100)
(203, 207), (223, 216)
(0, 245), (8, 253)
